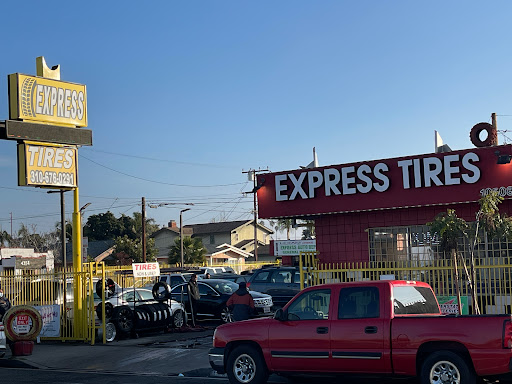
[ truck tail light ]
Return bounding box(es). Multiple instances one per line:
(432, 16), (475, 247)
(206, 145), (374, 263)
(503, 320), (512, 348)
(246, 282), (251, 288)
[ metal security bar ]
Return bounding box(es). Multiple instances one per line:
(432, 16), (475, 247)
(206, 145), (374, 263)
(299, 252), (512, 315)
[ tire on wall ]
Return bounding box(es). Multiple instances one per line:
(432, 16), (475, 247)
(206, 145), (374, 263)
(470, 122), (497, 147)
(3, 305), (43, 342)
(420, 350), (475, 384)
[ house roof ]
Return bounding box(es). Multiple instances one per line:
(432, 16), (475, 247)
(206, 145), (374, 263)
(150, 226), (181, 238)
(185, 220), (274, 235)
(184, 220), (249, 235)
(211, 243), (253, 258)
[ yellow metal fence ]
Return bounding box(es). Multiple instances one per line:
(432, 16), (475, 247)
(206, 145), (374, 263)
(300, 252), (512, 315)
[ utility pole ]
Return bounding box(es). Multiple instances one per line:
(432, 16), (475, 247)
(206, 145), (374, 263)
(142, 197), (146, 263)
(10, 212), (12, 238)
(242, 168), (269, 261)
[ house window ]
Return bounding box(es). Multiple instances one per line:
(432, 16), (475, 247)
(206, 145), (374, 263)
(210, 235), (215, 244)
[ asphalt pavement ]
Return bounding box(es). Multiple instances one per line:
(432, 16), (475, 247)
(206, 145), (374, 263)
(0, 325), (222, 378)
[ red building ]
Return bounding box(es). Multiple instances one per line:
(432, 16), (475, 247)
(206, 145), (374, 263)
(257, 143), (512, 264)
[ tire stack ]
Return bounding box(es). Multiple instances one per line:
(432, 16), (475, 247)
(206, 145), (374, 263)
(96, 280), (181, 341)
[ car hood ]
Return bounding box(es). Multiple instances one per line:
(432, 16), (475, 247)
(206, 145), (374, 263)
(248, 291), (271, 299)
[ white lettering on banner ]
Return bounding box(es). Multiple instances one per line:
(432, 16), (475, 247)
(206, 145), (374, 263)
(35, 84), (85, 119)
(132, 262), (160, 278)
(276, 153), (481, 201)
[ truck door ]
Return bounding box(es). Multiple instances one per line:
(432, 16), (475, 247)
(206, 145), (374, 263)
(329, 286), (392, 374)
(268, 288), (332, 372)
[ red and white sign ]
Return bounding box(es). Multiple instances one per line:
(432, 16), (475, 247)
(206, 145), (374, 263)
(257, 144), (512, 219)
(15, 314), (31, 334)
(132, 262), (160, 278)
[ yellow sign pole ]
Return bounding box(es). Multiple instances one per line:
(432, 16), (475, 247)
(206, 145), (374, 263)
(72, 186), (83, 337)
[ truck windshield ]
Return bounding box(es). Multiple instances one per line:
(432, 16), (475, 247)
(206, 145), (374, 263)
(393, 286), (440, 315)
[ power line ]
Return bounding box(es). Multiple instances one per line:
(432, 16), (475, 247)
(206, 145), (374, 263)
(80, 154), (246, 188)
(82, 148), (239, 170)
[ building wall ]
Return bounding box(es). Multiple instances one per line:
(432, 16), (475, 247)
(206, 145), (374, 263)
(235, 224), (270, 245)
(314, 200), (512, 264)
(153, 231), (179, 262)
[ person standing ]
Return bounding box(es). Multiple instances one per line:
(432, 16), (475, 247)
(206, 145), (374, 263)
(0, 288), (11, 321)
(226, 282), (255, 322)
(187, 274), (200, 327)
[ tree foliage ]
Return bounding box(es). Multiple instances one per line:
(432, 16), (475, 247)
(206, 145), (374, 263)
(428, 209), (469, 257)
(168, 237), (207, 265)
(113, 235), (157, 264)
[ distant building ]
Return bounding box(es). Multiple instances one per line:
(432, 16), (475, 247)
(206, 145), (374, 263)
(151, 219), (274, 264)
(0, 248), (54, 273)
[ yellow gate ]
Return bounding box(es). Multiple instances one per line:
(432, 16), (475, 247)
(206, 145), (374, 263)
(300, 252), (512, 315)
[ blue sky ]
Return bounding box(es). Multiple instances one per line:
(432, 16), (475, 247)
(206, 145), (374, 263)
(1, 1), (512, 239)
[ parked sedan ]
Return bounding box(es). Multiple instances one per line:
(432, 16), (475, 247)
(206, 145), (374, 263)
(170, 279), (273, 323)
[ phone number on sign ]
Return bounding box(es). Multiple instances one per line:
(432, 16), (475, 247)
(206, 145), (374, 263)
(30, 170), (75, 186)
(480, 187), (512, 197)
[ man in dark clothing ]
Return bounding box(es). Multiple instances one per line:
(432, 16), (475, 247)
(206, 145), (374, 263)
(0, 288), (11, 321)
(187, 274), (200, 326)
(227, 282), (255, 321)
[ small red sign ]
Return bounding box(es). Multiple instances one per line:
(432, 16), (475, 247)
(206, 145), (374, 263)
(16, 315), (29, 325)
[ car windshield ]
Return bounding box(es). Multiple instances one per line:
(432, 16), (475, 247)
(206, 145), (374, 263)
(206, 281), (239, 294)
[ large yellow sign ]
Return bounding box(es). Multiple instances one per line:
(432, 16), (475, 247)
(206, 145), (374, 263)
(9, 74), (87, 127)
(18, 141), (78, 188)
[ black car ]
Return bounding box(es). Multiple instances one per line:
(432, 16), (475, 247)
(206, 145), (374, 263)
(208, 273), (247, 284)
(170, 279), (273, 323)
(246, 267), (301, 308)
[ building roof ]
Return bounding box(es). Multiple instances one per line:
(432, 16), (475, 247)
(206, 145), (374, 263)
(185, 220), (250, 235)
(150, 226), (181, 238)
(186, 220), (274, 235)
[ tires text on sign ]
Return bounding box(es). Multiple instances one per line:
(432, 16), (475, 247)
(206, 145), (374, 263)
(17, 141), (78, 188)
(132, 262), (160, 278)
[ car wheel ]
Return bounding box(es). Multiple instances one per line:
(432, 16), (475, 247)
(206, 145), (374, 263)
(220, 306), (234, 323)
(227, 345), (268, 384)
(97, 322), (117, 342)
(95, 302), (114, 320)
(172, 309), (185, 328)
(113, 306), (134, 336)
(420, 351), (475, 384)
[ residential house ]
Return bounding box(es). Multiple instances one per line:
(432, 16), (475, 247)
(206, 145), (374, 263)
(151, 219), (274, 265)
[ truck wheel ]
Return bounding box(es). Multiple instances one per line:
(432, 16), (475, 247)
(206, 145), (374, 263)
(227, 345), (268, 384)
(420, 351), (475, 384)
(172, 309), (185, 328)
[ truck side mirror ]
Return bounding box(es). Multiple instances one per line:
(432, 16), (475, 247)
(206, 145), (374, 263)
(274, 308), (285, 321)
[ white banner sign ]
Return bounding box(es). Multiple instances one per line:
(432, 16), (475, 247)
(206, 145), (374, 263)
(34, 305), (60, 337)
(132, 262), (160, 278)
(274, 240), (316, 256)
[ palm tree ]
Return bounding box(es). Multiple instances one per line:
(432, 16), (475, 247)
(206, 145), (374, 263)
(168, 237), (207, 265)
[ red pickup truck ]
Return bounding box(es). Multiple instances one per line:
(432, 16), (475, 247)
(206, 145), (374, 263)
(209, 280), (512, 384)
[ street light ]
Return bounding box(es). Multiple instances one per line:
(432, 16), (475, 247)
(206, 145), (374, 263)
(180, 208), (191, 268)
